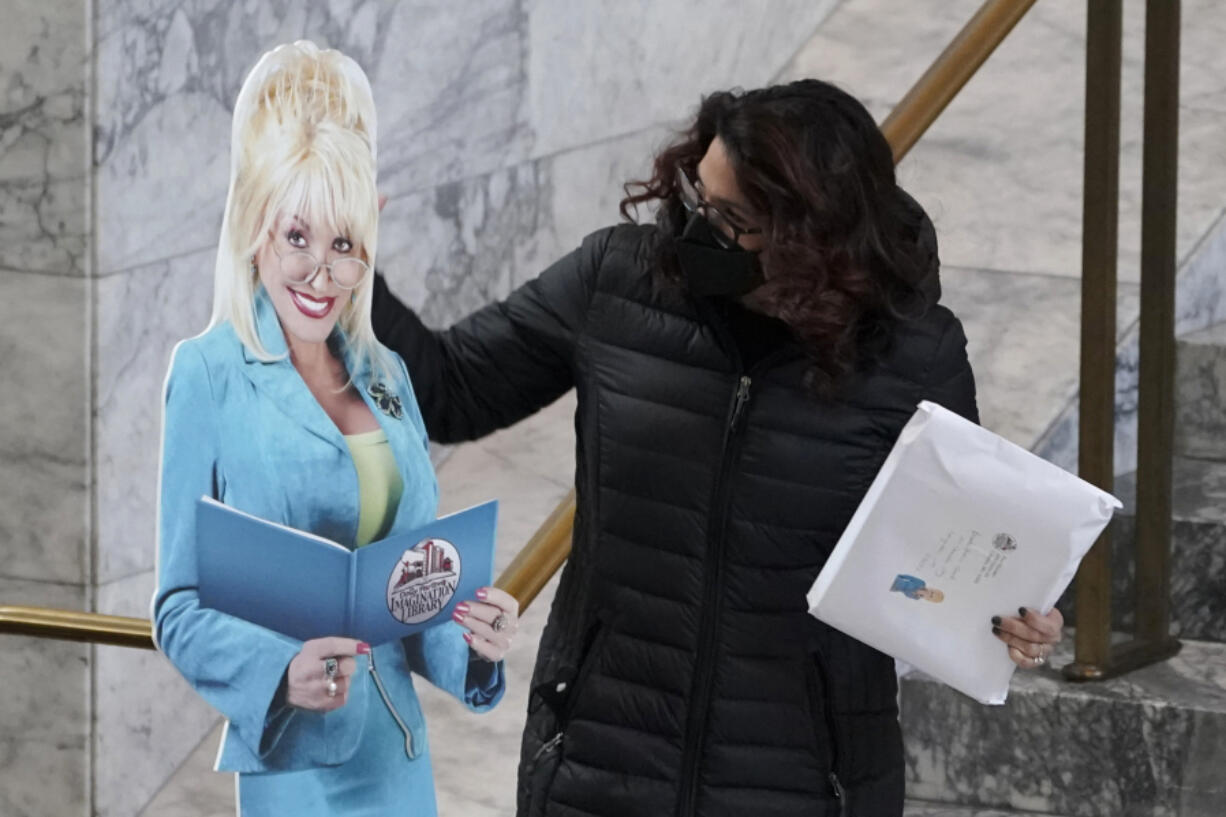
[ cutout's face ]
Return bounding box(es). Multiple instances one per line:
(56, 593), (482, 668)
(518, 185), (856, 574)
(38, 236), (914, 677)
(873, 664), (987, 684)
(917, 588), (945, 603)
(694, 137), (766, 252)
(255, 213), (356, 347)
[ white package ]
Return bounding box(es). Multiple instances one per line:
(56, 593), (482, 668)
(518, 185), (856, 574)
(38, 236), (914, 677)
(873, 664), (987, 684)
(806, 401), (1121, 704)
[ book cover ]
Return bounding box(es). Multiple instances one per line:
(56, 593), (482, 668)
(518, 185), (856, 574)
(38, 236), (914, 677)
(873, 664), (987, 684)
(195, 497), (498, 645)
(806, 402), (1120, 704)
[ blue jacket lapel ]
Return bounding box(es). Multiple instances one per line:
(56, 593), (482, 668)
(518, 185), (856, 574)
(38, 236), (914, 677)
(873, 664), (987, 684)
(240, 286), (347, 452)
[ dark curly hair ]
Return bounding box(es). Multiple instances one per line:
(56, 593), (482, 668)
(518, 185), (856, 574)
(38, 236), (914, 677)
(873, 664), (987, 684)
(620, 78), (937, 396)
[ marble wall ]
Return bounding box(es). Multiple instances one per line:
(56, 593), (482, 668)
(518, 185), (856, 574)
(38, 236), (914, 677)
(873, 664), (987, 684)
(0, 1), (92, 815)
(83, 1), (841, 815)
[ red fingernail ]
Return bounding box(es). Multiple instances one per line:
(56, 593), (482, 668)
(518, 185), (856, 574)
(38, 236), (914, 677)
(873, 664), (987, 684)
(455, 603), (470, 615)
(452, 611), (466, 624)
(356, 642), (371, 655)
(476, 587), (489, 600)
(463, 632), (473, 644)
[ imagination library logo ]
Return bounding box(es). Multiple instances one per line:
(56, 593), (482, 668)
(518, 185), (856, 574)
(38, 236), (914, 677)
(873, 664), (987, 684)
(386, 538), (461, 625)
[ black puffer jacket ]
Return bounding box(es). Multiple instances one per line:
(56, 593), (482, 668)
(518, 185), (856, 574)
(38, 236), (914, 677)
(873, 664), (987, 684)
(371, 222), (977, 817)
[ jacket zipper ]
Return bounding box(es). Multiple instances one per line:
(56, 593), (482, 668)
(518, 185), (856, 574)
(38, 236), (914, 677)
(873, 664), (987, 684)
(675, 374), (753, 817)
(811, 645), (847, 814)
(367, 649), (416, 759)
(531, 618), (609, 772)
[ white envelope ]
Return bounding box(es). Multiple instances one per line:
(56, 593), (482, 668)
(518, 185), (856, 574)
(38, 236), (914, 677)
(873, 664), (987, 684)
(806, 401), (1121, 704)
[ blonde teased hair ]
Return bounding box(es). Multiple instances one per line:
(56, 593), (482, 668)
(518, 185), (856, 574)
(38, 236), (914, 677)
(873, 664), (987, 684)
(209, 40), (390, 380)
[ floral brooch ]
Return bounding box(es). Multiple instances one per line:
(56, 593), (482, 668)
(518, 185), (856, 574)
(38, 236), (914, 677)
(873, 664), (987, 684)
(367, 382), (404, 420)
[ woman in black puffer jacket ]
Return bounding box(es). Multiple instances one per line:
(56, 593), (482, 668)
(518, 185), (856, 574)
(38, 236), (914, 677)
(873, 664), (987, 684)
(371, 79), (1063, 817)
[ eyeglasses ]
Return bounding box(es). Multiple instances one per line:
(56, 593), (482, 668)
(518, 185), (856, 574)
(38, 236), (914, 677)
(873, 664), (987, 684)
(676, 166), (763, 249)
(270, 238), (371, 291)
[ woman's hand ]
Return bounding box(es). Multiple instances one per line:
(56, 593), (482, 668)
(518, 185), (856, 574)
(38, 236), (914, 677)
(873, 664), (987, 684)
(992, 606), (1063, 669)
(285, 637), (370, 711)
(453, 587), (519, 662)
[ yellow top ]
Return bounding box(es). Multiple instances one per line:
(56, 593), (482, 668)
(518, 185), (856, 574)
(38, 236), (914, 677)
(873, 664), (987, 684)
(343, 428), (404, 547)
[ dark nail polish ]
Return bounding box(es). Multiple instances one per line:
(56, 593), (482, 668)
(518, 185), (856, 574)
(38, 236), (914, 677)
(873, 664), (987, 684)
(1019, 606), (1029, 617)
(992, 626), (1002, 636)
(991, 616), (1002, 626)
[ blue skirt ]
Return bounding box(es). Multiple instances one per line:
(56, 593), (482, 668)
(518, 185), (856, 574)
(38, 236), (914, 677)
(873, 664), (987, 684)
(236, 685), (438, 817)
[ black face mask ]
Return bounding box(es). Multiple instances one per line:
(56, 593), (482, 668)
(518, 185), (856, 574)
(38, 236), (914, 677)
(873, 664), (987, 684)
(674, 211), (764, 298)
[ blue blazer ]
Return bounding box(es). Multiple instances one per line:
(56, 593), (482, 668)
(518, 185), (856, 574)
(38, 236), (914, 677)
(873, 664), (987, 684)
(152, 286), (503, 773)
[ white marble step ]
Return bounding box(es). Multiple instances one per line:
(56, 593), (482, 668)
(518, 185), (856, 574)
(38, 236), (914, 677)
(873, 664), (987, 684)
(900, 636), (1226, 817)
(1175, 321), (1226, 460)
(906, 803), (1069, 817)
(1061, 457), (1226, 643)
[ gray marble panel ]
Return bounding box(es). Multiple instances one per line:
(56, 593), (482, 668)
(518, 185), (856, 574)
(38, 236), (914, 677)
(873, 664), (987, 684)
(0, 734), (89, 817)
(94, 0), (536, 274)
(371, 0), (533, 197)
(901, 636), (1226, 816)
(0, 271), (89, 584)
(0, 0), (89, 277)
(525, 0), (842, 159)
(1174, 322), (1226, 460)
(94, 249), (214, 584)
(378, 124), (662, 328)
(94, 570), (219, 817)
(0, 577), (89, 817)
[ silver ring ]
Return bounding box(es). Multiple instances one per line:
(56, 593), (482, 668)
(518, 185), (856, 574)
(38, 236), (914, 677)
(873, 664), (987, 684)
(491, 614), (508, 633)
(1033, 651), (1046, 666)
(326, 679), (338, 698)
(324, 657), (339, 679)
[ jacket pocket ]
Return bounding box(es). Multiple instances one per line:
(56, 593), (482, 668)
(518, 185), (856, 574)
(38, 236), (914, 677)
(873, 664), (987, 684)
(523, 616), (612, 816)
(806, 649), (848, 816)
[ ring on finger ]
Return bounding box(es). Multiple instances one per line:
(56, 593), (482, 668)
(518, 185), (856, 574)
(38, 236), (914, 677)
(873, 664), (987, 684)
(326, 678), (338, 698)
(324, 657), (339, 679)
(492, 613), (509, 633)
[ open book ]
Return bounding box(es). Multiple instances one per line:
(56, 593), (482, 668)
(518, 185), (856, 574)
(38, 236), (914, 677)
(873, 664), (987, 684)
(806, 402), (1120, 704)
(195, 497), (497, 645)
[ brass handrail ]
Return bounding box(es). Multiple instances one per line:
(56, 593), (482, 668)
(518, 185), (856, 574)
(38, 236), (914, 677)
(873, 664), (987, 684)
(0, 605), (155, 650)
(880, 0), (1039, 163)
(2, 0), (1038, 650)
(0, 489), (577, 649)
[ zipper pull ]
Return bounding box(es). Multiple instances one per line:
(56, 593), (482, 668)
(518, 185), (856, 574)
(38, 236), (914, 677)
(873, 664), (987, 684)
(829, 771), (846, 814)
(367, 649), (416, 758)
(730, 376), (752, 431)
(532, 731), (564, 763)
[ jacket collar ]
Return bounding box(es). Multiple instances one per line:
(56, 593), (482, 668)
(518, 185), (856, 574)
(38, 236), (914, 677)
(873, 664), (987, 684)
(240, 285), (376, 451)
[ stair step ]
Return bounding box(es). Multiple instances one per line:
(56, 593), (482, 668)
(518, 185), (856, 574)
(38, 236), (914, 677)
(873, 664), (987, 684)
(1175, 322), (1226, 460)
(899, 636), (1226, 817)
(906, 802), (1068, 816)
(1059, 457), (1226, 643)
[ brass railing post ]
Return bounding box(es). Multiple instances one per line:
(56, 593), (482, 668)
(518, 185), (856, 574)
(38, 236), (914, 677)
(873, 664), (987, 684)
(1065, 0), (1182, 680)
(1132, 0), (1181, 654)
(1065, 0), (1124, 681)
